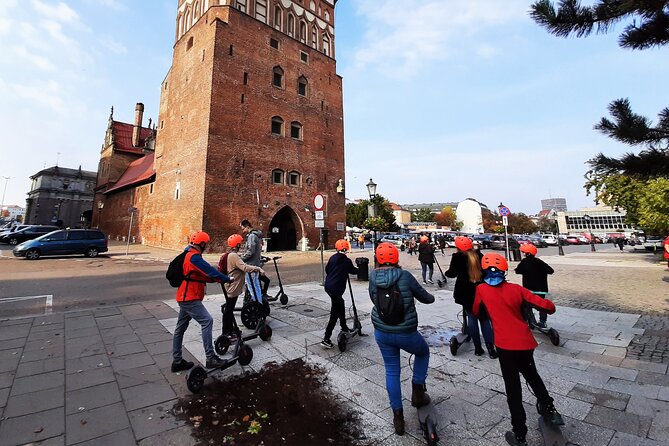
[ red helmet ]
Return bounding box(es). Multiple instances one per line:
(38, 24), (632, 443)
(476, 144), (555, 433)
(481, 253), (508, 271)
(520, 243), (537, 256)
(420, 235), (428, 243)
(227, 234), (243, 248)
(190, 231), (210, 245)
(376, 242), (399, 265)
(454, 236), (473, 251)
(335, 239), (351, 252)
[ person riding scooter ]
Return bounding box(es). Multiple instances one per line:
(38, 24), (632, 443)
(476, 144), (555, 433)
(321, 239), (358, 349)
(514, 243), (554, 328)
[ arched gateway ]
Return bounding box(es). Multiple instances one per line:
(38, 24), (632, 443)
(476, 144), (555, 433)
(267, 206), (302, 251)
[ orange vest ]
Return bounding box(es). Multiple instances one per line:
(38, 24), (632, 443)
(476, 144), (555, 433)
(175, 250), (210, 302)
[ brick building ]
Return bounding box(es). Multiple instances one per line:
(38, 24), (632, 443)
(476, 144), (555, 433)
(96, 0), (346, 252)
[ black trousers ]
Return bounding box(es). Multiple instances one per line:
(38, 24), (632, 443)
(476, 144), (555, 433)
(260, 274), (270, 295)
(324, 292), (348, 339)
(497, 347), (553, 439)
(222, 296), (238, 335)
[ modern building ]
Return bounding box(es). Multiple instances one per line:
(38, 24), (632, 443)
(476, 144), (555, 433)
(402, 202), (459, 214)
(557, 205), (635, 236)
(95, 0), (345, 251)
(541, 198), (567, 212)
(25, 166), (97, 228)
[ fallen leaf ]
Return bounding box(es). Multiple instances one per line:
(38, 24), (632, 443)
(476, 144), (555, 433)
(242, 415), (250, 422)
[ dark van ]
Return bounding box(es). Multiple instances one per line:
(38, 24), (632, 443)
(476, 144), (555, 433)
(13, 229), (108, 260)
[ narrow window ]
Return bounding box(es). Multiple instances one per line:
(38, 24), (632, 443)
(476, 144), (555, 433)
(272, 66), (284, 88)
(322, 34), (330, 56)
(243, 71), (248, 84)
(241, 94), (245, 103)
(175, 181), (181, 200)
(324, 10), (330, 22)
(270, 38), (279, 49)
(288, 171), (300, 186)
(186, 36), (194, 50)
(287, 14), (295, 37)
(229, 44), (234, 55)
(309, 1), (315, 11)
(236, 0), (247, 13)
(311, 26), (317, 49)
(274, 6), (282, 30)
(149, 183), (154, 194)
(297, 76), (308, 96)
(160, 120), (164, 129)
(202, 49), (205, 61)
(300, 51), (308, 63)
(272, 169), (284, 184)
(255, 0), (267, 22)
(271, 116), (284, 135)
(290, 121), (302, 140)
(299, 21), (306, 43)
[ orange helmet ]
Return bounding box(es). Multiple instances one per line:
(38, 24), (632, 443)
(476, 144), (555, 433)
(420, 235), (428, 243)
(190, 231), (210, 245)
(335, 239), (351, 252)
(520, 243), (537, 256)
(227, 234), (243, 248)
(376, 242), (399, 265)
(454, 236), (473, 251)
(481, 253), (508, 271)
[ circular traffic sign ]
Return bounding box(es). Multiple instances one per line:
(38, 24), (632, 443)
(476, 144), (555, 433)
(499, 206), (510, 216)
(313, 194), (325, 211)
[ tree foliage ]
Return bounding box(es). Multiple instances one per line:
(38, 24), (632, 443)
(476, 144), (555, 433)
(345, 194), (397, 231)
(481, 208), (503, 233)
(433, 206), (457, 228)
(507, 213), (539, 234)
(412, 207), (435, 223)
(363, 216), (388, 232)
(537, 216), (558, 234)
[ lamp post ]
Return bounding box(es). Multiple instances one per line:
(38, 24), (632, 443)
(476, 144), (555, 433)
(583, 214), (596, 252)
(0, 176), (10, 214)
(366, 178), (377, 250)
(97, 200), (104, 229)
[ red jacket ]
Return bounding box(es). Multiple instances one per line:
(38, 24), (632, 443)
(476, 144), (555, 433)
(176, 246), (230, 302)
(472, 281), (555, 350)
(664, 236), (669, 260)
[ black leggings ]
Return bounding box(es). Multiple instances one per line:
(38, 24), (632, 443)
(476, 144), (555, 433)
(260, 274), (270, 295)
(497, 347), (553, 439)
(222, 296), (238, 335)
(324, 292), (347, 339)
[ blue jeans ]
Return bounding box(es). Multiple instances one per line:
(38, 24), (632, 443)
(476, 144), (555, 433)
(172, 300), (215, 361)
(420, 262), (434, 282)
(245, 272), (263, 303)
(375, 330), (430, 410)
(466, 310), (493, 346)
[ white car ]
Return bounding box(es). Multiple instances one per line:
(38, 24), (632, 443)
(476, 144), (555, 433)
(643, 237), (664, 251)
(541, 234), (557, 246)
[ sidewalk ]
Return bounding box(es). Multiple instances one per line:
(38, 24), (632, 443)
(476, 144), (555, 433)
(1, 279), (668, 445)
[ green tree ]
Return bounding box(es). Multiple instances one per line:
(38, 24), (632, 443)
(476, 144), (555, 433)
(412, 207), (435, 222)
(346, 202), (367, 228)
(537, 216), (558, 234)
(363, 216), (388, 232)
(507, 213), (538, 234)
(346, 195), (397, 231)
(482, 208), (502, 233)
(434, 206), (457, 228)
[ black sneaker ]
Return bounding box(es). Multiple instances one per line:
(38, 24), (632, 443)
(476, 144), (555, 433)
(320, 339), (334, 349)
(504, 431), (528, 446)
(205, 355), (226, 369)
(536, 321), (548, 328)
(537, 401), (565, 426)
(171, 359), (194, 373)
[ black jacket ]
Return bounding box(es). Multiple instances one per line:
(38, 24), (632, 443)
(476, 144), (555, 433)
(417, 242), (436, 264)
(514, 256), (554, 293)
(444, 250), (483, 311)
(324, 253), (358, 296)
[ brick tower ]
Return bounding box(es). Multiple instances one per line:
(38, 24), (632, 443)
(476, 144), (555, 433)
(140, 0), (345, 251)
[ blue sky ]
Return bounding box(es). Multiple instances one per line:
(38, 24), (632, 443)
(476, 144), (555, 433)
(0, 0), (667, 215)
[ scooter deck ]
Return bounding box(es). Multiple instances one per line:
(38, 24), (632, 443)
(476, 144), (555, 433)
(538, 416), (568, 446)
(417, 403), (439, 445)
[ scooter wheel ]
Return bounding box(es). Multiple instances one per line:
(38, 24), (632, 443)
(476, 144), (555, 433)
(238, 344), (253, 366)
(214, 334), (231, 356)
(220, 303), (226, 314)
(449, 337), (459, 356)
(259, 324), (272, 341)
(186, 366), (207, 394)
(548, 328), (560, 346)
(279, 293), (288, 305)
(337, 332), (347, 352)
(241, 302), (264, 330)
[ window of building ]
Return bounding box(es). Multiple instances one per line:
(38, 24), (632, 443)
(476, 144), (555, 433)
(175, 181), (181, 200)
(272, 169), (284, 184)
(149, 183), (154, 194)
(322, 34), (330, 56)
(186, 36), (194, 50)
(309, 1), (316, 11)
(311, 26), (317, 49)
(274, 6), (282, 30)
(290, 121), (302, 140)
(236, 0), (246, 13)
(271, 116), (284, 135)
(300, 51), (308, 63)
(299, 21), (306, 43)
(270, 38), (279, 49)
(272, 65), (284, 88)
(255, 0), (267, 22)
(243, 71), (248, 84)
(287, 13), (295, 37)
(298, 76), (308, 96)
(324, 10), (330, 22)
(288, 171), (301, 186)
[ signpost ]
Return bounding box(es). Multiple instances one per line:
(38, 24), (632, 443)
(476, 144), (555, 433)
(314, 194), (326, 285)
(499, 203), (511, 261)
(126, 207), (137, 256)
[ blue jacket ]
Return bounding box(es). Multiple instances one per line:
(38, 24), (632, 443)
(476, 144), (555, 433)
(324, 253), (358, 296)
(369, 266), (435, 333)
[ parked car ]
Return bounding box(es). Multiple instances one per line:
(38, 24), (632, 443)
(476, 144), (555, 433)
(565, 236), (581, 245)
(13, 229), (108, 260)
(0, 225), (60, 245)
(380, 234), (406, 250)
(473, 234), (494, 249)
(541, 234), (558, 246)
(490, 235), (507, 250)
(0, 224), (29, 237)
(643, 236), (664, 251)
(527, 235), (548, 248)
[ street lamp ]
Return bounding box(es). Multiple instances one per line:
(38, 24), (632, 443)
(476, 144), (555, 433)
(583, 214), (596, 252)
(366, 178), (378, 250)
(0, 176), (10, 214)
(97, 200), (104, 229)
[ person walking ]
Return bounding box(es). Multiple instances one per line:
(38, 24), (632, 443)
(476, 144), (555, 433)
(417, 235), (436, 284)
(240, 219), (268, 301)
(444, 236), (496, 358)
(664, 235), (669, 269)
(514, 243), (554, 328)
(171, 231), (232, 372)
(472, 253), (563, 446)
(369, 242), (435, 436)
(358, 233), (365, 250)
(320, 240), (358, 349)
(218, 234), (266, 336)
(616, 236), (625, 251)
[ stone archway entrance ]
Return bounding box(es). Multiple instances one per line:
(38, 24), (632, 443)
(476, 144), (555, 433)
(267, 206), (302, 251)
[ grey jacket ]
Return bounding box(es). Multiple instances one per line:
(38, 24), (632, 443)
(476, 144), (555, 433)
(369, 266), (435, 333)
(240, 229), (263, 266)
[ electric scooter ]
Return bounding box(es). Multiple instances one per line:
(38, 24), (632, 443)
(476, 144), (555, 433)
(224, 272), (271, 330)
(336, 276), (366, 352)
(218, 288), (272, 348)
(449, 309), (471, 356)
(408, 355), (440, 445)
(261, 255), (289, 305)
(432, 253), (447, 288)
(537, 415), (568, 446)
(523, 292), (560, 346)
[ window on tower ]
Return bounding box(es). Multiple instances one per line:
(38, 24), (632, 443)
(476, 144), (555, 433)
(297, 76), (308, 97)
(272, 169), (284, 184)
(272, 66), (284, 88)
(290, 121), (302, 140)
(270, 38), (279, 49)
(322, 34), (331, 56)
(287, 13), (295, 37)
(271, 116), (284, 135)
(274, 5), (282, 30)
(255, 0), (267, 23)
(311, 26), (317, 49)
(299, 21), (306, 43)
(288, 171), (301, 187)
(300, 51), (308, 63)
(236, 0), (246, 13)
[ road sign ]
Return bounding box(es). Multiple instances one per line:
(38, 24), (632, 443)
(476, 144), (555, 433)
(315, 219), (325, 228)
(502, 216), (508, 226)
(313, 194), (325, 211)
(499, 206), (510, 216)
(315, 211), (324, 220)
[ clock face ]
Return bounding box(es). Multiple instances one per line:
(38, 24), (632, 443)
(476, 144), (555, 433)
(313, 194), (325, 210)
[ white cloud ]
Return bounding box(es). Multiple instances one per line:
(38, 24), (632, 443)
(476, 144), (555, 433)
(97, 0), (126, 11)
(99, 35), (127, 54)
(31, 0), (80, 23)
(352, 0), (528, 78)
(12, 46), (56, 71)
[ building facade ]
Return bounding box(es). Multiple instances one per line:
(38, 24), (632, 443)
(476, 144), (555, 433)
(132, 0), (345, 252)
(390, 203), (411, 226)
(25, 166), (97, 228)
(557, 206), (635, 236)
(1, 205), (25, 222)
(541, 198), (567, 212)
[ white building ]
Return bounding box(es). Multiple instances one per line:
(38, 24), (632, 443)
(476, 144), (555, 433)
(1, 205), (25, 221)
(456, 199), (484, 234)
(557, 205), (635, 236)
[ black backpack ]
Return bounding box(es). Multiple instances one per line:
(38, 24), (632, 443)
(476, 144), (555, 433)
(376, 283), (404, 325)
(166, 251), (188, 288)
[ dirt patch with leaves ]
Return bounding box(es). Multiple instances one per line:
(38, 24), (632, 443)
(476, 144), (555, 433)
(173, 358), (364, 445)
